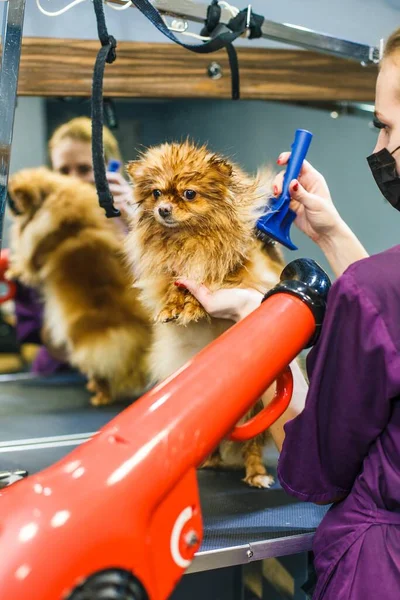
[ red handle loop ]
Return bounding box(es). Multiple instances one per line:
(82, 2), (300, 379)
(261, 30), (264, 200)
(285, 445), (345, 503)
(0, 249), (16, 303)
(228, 366), (293, 442)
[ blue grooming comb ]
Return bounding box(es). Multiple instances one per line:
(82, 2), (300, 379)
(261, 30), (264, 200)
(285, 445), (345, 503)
(107, 159), (121, 173)
(256, 129), (313, 250)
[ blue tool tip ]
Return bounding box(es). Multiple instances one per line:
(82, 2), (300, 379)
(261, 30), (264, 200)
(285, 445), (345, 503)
(107, 159), (121, 173)
(256, 220), (298, 251)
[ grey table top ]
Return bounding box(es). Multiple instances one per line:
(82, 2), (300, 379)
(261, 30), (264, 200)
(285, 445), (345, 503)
(0, 374), (328, 573)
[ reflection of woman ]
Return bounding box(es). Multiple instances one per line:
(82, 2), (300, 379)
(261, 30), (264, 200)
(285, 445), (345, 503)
(49, 117), (133, 223)
(179, 28), (400, 600)
(14, 117), (132, 375)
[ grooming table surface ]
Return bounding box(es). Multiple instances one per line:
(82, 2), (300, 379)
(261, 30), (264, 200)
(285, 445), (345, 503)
(0, 375), (328, 573)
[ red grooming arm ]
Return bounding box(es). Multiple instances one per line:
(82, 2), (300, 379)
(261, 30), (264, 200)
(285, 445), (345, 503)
(228, 366), (293, 442)
(0, 257), (330, 600)
(0, 249), (16, 303)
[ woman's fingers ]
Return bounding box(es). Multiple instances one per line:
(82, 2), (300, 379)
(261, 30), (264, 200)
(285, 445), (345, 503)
(276, 152), (314, 174)
(289, 179), (329, 211)
(272, 171), (285, 197)
(106, 172), (125, 185)
(175, 278), (212, 309)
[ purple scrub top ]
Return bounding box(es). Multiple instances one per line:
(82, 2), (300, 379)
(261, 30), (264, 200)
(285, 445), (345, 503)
(14, 282), (70, 375)
(278, 245), (400, 599)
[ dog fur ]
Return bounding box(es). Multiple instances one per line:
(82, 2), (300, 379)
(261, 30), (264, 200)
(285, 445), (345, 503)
(126, 141), (284, 488)
(7, 167), (151, 406)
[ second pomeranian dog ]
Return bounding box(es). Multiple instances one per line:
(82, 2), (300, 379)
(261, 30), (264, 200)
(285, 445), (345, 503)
(7, 167), (151, 406)
(126, 141), (284, 488)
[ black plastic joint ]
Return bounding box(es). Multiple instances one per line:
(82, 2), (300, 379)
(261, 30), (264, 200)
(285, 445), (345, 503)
(67, 569), (148, 600)
(103, 204), (121, 218)
(262, 258), (331, 348)
(98, 191), (121, 218)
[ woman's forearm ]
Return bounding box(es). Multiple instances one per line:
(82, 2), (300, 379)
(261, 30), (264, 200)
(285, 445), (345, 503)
(267, 402), (304, 453)
(318, 221), (369, 278)
(262, 360), (309, 452)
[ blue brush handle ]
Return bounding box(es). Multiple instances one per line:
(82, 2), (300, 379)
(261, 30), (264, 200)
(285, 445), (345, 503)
(256, 129), (313, 250)
(280, 129), (313, 208)
(107, 159), (121, 173)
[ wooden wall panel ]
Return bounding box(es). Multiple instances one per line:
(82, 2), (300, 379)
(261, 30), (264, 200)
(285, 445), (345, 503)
(18, 38), (377, 101)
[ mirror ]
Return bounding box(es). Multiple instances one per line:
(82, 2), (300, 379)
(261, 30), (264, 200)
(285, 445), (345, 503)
(0, 95), (384, 377)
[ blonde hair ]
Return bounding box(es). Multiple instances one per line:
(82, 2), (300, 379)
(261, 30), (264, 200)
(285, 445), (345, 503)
(383, 27), (400, 59)
(48, 116), (122, 163)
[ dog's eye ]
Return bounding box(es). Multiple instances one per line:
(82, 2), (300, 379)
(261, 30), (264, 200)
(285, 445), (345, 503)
(183, 189), (196, 201)
(152, 189), (162, 199)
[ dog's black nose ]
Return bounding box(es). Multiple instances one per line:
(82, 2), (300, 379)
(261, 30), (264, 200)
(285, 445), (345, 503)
(158, 205), (172, 218)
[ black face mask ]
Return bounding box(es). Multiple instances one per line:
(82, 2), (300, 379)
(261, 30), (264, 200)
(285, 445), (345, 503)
(367, 145), (400, 211)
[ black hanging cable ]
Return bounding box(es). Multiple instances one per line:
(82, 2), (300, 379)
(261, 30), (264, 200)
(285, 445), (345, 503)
(225, 42), (240, 101)
(91, 0), (120, 218)
(200, 1), (238, 99)
(132, 0), (243, 53)
(131, 1), (265, 101)
(104, 98), (119, 130)
(131, 0), (253, 100)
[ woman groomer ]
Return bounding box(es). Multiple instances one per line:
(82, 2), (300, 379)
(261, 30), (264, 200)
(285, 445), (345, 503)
(178, 28), (400, 600)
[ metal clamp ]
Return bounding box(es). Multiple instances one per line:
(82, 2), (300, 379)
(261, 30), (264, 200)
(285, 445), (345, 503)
(163, 17), (189, 33)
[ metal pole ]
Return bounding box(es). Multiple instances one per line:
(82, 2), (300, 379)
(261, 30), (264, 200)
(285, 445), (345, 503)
(0, 0), (26, 249)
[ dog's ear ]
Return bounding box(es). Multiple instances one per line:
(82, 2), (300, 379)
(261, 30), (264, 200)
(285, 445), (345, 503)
(7, 192), (22, 216)
(7, 178), (46, 216)
(209, 155), (233, 178)
(126, 160), (144, 182)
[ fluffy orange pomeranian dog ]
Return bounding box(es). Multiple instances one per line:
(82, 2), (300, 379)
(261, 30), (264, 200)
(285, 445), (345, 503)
(7, 167), (151, 406)
(126, 141), (284, 488)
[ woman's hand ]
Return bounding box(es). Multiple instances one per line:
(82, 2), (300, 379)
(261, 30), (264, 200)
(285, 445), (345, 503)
(178, 278), (311, 453)
(176, 279), (263, 322)
(106, 172), (136, 222)
(273, 153), (344, 244)
(273, 153), (369, 277)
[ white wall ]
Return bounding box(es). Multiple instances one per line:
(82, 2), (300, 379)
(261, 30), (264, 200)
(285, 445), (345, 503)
(10, 97), (47, 174)
(2, 98), (47, 248)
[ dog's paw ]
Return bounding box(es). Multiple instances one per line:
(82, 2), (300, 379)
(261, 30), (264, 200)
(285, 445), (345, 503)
(88, 377), (113, 407)
(177, 295), (209, 326)
(156, 289), (208, 325)
(156, 286), (187, 323)
(156, 305), (182, 323)
(90, 391), (113, 407)
(86, 379), (97, 393)
(242, 473), (274, 489)
(200, 453), (223, 469)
